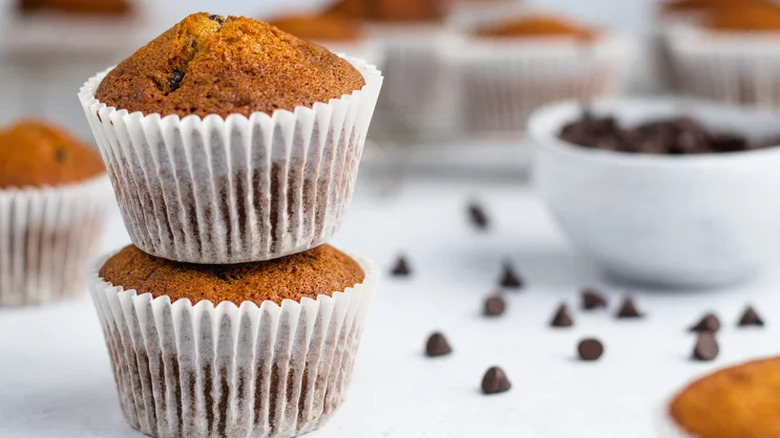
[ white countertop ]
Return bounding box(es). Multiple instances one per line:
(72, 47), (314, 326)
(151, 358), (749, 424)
(1, 175), (779, 438)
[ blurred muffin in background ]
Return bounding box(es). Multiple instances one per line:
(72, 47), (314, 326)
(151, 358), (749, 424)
(18, 0), (133, 16)
(666, 3), (780, 108)
(268, 13), (381, 64)
(444, 14), (628, 134)
(326, 0), (454, 141)
(0, 120), (111, 306)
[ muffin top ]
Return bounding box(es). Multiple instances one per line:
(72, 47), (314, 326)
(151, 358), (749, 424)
(269, 14), (365, 42)
(0, 120), (105, 189)
(475, 15), (596, 41)
(669, 357), (780, 438)
(99, 244), (366, 306)
(326, 0), (445, 23)
(95, 12), (366, 118)
(18, 0), (133, 16)
(704, 4), (780, 31)
(661, 0), (774, 13)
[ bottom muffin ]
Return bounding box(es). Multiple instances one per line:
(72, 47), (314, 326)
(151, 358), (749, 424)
(666, 356), (780, 438)
(90, 244), (378, 438)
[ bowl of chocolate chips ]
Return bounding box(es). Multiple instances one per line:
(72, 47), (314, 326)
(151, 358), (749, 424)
(528, 99), (780, 288)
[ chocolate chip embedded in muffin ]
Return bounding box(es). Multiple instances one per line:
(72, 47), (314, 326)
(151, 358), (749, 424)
(669, 356), (780, 438)
(0, 120), (105, 189)
(99, 244), (365, 306)
(95, 13), (367, 118)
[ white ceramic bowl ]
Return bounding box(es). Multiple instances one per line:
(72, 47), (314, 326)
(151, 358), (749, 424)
(529, 99), (780, 288)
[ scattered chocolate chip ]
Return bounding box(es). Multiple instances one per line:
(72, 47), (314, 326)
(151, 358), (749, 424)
(692, 332), (719, 361)
(390, 256), (411, 277)
(560, 111), (761, 155)
(738, 306), (765, 327)
(483, 294), (506, 317)
(616, 297), (643, 319)
(550, 303), (574, 328)
(208, 14), (225, 24)
(499, 261), (523, 289)
(168, 69), (185, 93)
(425, 332), (452, 357)
(689, 313), (721, 333)
(481, 366), (511, 395)
(468, 202), (489, 230)
(577, 338), (604, 361)
(581, 288), (608, 310)
(54, 147), (67, 163)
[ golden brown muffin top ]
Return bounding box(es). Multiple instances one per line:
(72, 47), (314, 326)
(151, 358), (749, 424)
(475, 15), (597, 41)
(704, 4), (780, 31)
(269, 14), (365, 42)
(99, 244), (366, 306)
(95, 13), (366, 118)
(326, 0), (445, 23)
(19, 0), (133, 16)
(0, 120), (105, 189)
(662, 0), (774, 13)
(670, 357), (780, 438)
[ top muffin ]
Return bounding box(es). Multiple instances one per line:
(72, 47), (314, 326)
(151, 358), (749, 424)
(18, 0), (133, 16)
(475, 15), (597, 41)
(95, 12), (366, 118)
(269, 13), (365, 42)
(704, 3), (780, 31)
(326, 0), (445, 23)
(0, 120), (105, 189)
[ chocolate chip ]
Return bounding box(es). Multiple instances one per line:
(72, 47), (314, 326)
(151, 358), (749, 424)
(390, 256), (411, 277)
(483, 294), (506, 317)
(208, 14), (225, 24)
(54, 147), (67, 163)
(581, 288), (607, 310)
(578, 338), (604, 361)
(689, 313), (721, 333)
(550, 303), (574, 328)
(499, 261), (523, 289)
(616, 297), (643, 319)
(168, 69), (185, 93)
(468, 202), (489, 230)
(692, 332), (719, 361)
(425, 332), (452, 357)
(738, 306), (765, 327)
(481, 366), (511, 395)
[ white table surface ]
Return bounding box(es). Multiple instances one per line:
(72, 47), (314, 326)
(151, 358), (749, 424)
(2, 175), (779, 438)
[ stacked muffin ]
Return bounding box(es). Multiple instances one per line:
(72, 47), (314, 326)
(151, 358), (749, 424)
(78, 13), (382, 438)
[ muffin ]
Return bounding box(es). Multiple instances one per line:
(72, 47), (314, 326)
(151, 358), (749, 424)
(18, 0), (133, 16)
(326, 0), (446, 23)
(445, 14), (627, 133)
(666, 3), (780, 108)
(90, 244), (378, 438)
(79, 13), (383, 264)
(666, 357), (780, 437)
(0, 120), (111, 305)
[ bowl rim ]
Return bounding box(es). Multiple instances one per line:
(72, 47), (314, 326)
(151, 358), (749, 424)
(528, 97), (780, 168)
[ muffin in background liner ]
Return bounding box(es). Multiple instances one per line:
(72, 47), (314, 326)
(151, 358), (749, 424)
(369, 24), (460, 140)
(444, 32), (630, 133)
(79, 57), (382, 265)
(88, 250), (378, 438)
(667, 26), (780, 108)
(0, 175), (111, 305)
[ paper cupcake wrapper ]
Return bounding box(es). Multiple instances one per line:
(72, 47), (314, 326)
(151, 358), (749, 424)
(79, 57), (382, 264)
(668, 27), (780, 108)
(0, 175), (112, 306)
(88, 249), (378, 438)
(444, 33), (629, 133)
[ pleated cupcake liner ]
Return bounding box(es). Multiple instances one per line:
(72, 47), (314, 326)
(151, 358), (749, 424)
(79, 57), (383, 264)
(0, 175), (112, 306)
(88, 249), (379, 438)
(667, 27), (780, 108)
(444, 33), (630, 133)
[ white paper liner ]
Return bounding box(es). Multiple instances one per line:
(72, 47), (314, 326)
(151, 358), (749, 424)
(79, 57), (383, 264)
(368, 24), (459, 139)
(88, 249), (378, 438)
(667, 26), (780, 108)
(444, 32), (630, 133)
(0, 175), (112, 306)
